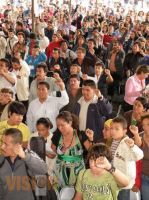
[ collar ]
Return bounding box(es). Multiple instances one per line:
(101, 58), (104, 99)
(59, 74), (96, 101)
(78, 95), (98, 104)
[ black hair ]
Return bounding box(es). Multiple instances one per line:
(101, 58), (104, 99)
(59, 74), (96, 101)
(36, 63), (48, 73)
(87, 143), (112, 164)
(56, 111), (79, 130)
(135, 96), (149, 110)
(11, 57), (20, 65)
(8, 101), (26, 116)
(36, 117), (53, 129)
(69, 74), (80, 81)
(37, 81), (50, 90)
(82, 80), (96, 89)
(0, 58), (10, 69)
(136, 65), (149, 75)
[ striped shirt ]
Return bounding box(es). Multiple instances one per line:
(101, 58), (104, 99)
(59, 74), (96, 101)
(110, 140), (121, 159)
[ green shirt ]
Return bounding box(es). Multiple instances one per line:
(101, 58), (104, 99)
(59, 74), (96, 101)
(75, 169), (119, 200)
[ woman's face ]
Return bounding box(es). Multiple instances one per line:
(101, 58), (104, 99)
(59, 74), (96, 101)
(56, 118), (72, 135)
(37, 124), (49, 138)
(133, 100), (145, 114)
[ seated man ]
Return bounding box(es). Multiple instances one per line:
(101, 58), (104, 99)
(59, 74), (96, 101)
(0, 128), (47, 200)
(29, 62), (59, 103)
(0, 101), (30, 150)
(27, 78), (69, 133)
(73, 80), (112, 142)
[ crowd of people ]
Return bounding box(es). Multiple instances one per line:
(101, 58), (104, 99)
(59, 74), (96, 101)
(0, 1), (149, 200)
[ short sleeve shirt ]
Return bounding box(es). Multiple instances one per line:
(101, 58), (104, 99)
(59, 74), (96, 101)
(75, 169), (119, 200)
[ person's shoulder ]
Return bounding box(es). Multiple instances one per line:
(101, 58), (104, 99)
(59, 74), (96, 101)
(19, 122), (30, 130)
(0, 120), (7, 127)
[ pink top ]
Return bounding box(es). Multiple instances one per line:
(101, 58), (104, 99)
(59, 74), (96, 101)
(124, 74), (145, 105)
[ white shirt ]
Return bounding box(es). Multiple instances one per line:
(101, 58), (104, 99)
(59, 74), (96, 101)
(27, 90), (69, 133)
(0, 72), (17, 95)
(78, 95), (98, 131)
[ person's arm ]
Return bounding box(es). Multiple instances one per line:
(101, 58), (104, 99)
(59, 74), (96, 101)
(73, 192), (83, 200)
(14, 145), (47, 175)
(0, 71), (16, 85)
(83, 129), (94, 150)
(105, 69), (113, 83)
(124, 138), (144, 161)
(96, 157), (129, 187)
(129, 125), (142, 147)
(95, 89), (112, 117)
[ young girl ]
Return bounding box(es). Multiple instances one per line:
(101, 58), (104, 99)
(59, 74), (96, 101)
(30, 117), (56, 175)
(74, 143), (129, 200)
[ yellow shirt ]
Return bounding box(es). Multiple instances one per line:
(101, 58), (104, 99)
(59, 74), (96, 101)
(0, 120), (30, 143)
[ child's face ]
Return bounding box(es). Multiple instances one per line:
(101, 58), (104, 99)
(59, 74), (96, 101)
(103, 126), (111, 139)
(82, 86), (95, 101)
(142, 118), (149, 135)
(89, 158), (104, 174)
(95, 66), (103, 75)
(70, 66), (78, 74)
(110, 122), (126, 140)
(37, 124), (49, 138)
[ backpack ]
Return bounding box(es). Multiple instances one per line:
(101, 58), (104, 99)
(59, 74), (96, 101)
(29, 137), (58, 200)
(30, 137), (46, 161)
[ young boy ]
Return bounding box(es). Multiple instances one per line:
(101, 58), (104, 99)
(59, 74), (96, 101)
(74, 143), (129, 200)
(0, 101), (30, 151)
(110, 116), (144, 200)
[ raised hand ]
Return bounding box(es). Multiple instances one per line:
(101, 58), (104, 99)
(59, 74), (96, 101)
(86, 128), (94, 142)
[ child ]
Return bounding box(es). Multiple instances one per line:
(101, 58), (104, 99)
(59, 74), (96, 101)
(74, 143), (129, 200)
(103, 119), (113, 146)
(82, 62), (113, 97)
(110, 116), (144, 200)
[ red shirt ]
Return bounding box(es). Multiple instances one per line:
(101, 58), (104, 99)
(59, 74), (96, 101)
(46, 40), (62, 58)
(103, 34), (113, 47)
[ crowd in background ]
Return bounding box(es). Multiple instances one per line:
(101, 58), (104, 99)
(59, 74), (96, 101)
(0, 1), (149, 200)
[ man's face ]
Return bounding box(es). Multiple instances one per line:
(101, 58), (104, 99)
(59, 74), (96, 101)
(12, 62), (21, 70)
(9, 113), (23, 125)
(37, 85), (49, 100)
(82, 86), (94, 101)
(77, 50), (85, 60)
(32, 48), (39, 56)
(88, 41), (94, 49)
(52, 51), (59, 60)
(69, 78), (80, 89)
(132, 44), (140, 53)
(1, 135), (17, 157)
(36, 68), (46, 80)
(61, 42), (68, 51)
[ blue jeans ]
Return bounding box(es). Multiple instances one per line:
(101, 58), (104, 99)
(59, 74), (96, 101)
(141, 174), (149, 200)
(118, 189), (130, 200)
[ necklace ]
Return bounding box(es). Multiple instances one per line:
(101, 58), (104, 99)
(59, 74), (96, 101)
(61, 131), (75, 152)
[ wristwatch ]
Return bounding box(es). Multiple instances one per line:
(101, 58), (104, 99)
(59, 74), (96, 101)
(107, 164), (116, 173)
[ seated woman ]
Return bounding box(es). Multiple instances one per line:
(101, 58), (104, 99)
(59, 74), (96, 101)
(124, 96), (148, 138)
(74, 143), (129, 200)
(51, 111), (94, 190)
(124, 64), (149, 112)
(30, 117), (56, 175)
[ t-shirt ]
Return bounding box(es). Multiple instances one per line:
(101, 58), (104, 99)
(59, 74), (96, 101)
(0, 120), (30, 146)
(75, 169), (119, 200)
